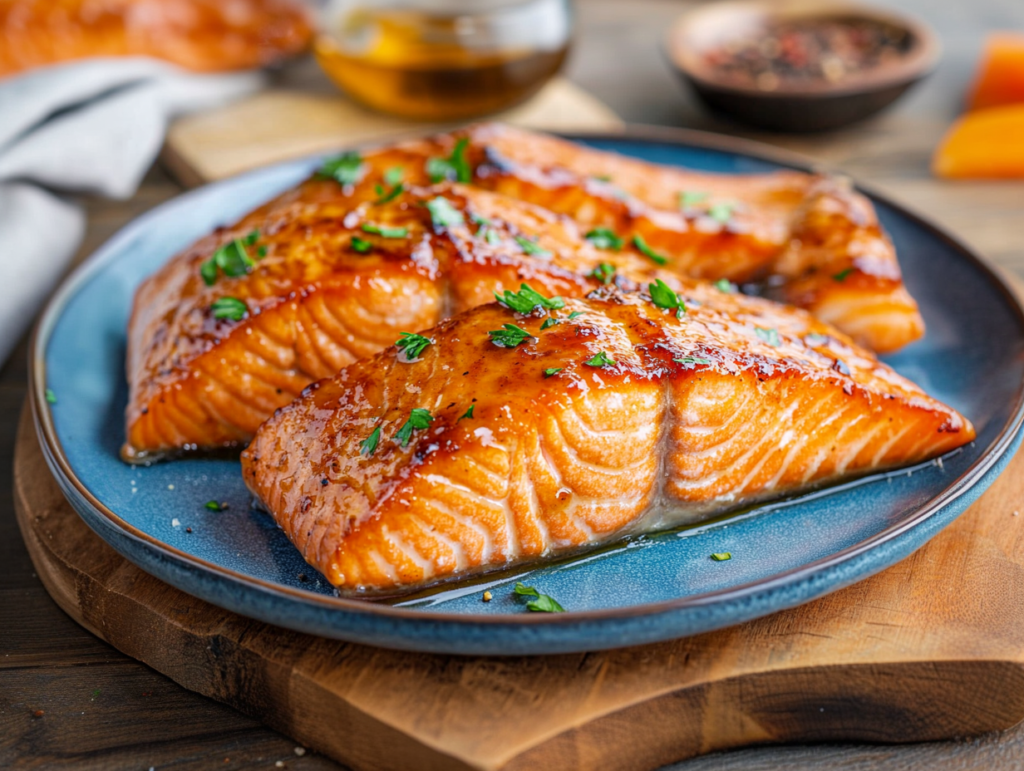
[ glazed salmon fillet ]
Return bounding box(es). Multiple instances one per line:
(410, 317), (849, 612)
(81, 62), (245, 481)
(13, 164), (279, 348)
(123, 183), (668, 462)
(350, 123), (924, 353)
(0, 0), (311, 76)
(242, 286), (972, 593)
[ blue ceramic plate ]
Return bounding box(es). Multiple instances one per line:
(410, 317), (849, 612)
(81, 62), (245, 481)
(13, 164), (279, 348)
(32, 129), (1024, 655)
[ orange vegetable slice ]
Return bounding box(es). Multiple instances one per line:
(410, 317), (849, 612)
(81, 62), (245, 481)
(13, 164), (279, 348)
(933, 103), (1024, 179)
(968, 33), (1024, 111)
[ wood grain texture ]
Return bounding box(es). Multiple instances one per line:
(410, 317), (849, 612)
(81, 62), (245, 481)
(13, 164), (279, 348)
(162, 77), (623, 187)
(13, 402), (1024, 771)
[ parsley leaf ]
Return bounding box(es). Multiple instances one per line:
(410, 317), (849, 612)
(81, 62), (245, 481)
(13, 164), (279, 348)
(350, 236), (373, 254)
(362, 223), (409, 238)
(833, 268), (854, 282)
(459, 405), (475, 421)
(373, 182), (405, 205)
(395, 332), (432, 359)
(584, 228), (623, 251)
(589, 262), (617, 285)
(678, 190), (709, 208)
(204, 500), (225, 512)
(540, 317), (558, 330)
(710, 552), (732, 561)
(395, 408), (433, 447)
(714, 278), (736, 293)
(544, 367), (563, 377)
(317, 152), (365, 186)
(256, 245), (268, 258)
(211, 296), (248, 321)
(674, 356), (711, 366)
(482, 227), (501, 246)
(495, 283), (565, 313)
(584, 351), (616, 367)
(708, 202), (735, 224)
(44, 388), (57, 405)
(632, 234), (668, 265)
(426, 197), (465, 229)
(360, 426), (382, 457)
(648, 279), (685, 318)
(514, 235), (552, 258)
(755, 327), (781, 347)
(426, 137), (472, 183)
(514, 582), (565, 612)
(489, 324), (533, 348)
(243, 230), (260, 246)
(201, 239), (255, 285)
(567, 311), (585, 320)
(384, 166), (404, 186)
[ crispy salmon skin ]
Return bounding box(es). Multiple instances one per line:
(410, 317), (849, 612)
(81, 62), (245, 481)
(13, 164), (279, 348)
(242, 286), (972, 594)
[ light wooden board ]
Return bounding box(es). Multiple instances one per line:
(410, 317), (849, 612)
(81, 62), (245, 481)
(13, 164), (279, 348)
(162, 77), (623, 187)
(13, 403), (1024, 771)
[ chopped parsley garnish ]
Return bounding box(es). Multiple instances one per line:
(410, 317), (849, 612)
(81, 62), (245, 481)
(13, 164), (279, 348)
(201, 239), (255, 285)
(459, 405), (475, 421)
(495, 283), (565, 313)
(755, 327), (781, 347)
(44, 388), (57, 405)
(362, 223), (409, 238)
(384, 166), (404, 187)
(632, 234), (668, 265)
(350, 236), (373, 254)
(426, 197), (465, 229)
(544, 367), (563, 377)
(591, 174), (613, 182)
(395, 332), (432, 359)
(714, 278), (736, 293)
(590, 262), (617, 285)
(426, 137), (472, 183)
(243, 230), (260, 246)
(584, 351), (616, 367)
(204, 500), (225, 512)
(482, 227), (501, 246)
(674, 356), (711, 366)
(584, 228), (623, 251)
(514, 582), (565, 612)
(648, 279), (686, 318)
(488, 324), (533, 348)
(710, 552), (732, 562)
(211, 296), (248, 321)
(678, 190), (709, 208)
(471, 212), (492, 226)
(833, 267), (854, 282)
(374, 182), (405, 205)
(804, 333), (829, 347)
(540, 317), (558, 330)
(317, 151), (364, 187)
(567, 311), (585, 320)
(708, 202), (735, 224)
(360, 426), (382, 457)
(395, 408), (433, 447)
(514, 235), (552, 258)
(256, 245), (268, 258)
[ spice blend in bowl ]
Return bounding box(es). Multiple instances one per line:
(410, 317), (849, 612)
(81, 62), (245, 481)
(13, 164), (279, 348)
(667, 1), (940, 132)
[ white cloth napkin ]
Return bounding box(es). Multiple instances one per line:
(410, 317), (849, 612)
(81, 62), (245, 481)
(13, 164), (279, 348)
(0, 58), (264, 366)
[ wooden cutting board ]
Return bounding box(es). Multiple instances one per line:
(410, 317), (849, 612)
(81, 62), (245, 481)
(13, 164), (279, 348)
(14, 402), (1024, 771)
(161, 77), (623, 187)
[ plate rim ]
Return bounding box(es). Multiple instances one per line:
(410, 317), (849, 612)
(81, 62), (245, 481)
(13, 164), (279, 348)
(30, 124), (1024, 630)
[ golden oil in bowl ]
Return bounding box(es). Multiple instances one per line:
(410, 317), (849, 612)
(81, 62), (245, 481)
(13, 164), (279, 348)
(315, 0), (572, 120)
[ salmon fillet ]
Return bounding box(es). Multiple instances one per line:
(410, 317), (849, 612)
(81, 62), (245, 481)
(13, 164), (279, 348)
(350, 123), (924, 353)
(123, 183), (668, 462)
(241, 286), (973, 593)
(0, 0), (311, 76)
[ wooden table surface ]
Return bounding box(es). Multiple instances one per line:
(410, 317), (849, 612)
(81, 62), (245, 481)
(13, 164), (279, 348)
(3, 0), (1024, 768)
